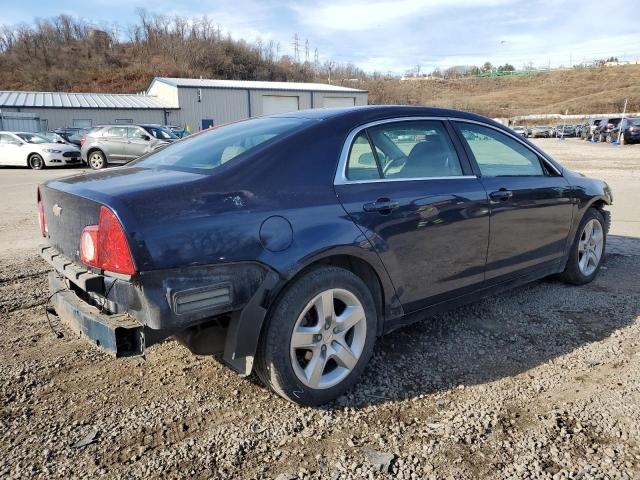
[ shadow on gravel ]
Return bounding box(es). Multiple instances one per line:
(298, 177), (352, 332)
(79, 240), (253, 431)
(347, 235), (640, 408)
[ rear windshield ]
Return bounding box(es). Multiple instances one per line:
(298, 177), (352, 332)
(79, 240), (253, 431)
(132, 117), (310, 172)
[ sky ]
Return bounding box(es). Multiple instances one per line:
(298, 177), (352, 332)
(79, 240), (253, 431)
(3, 0), (640, 75)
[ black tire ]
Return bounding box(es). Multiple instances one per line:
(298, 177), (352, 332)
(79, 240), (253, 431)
(558, 208), (607, 285)
(28, 154), (44, 170)
(88, 150), (107, 170)
(255, 266), (377, 406)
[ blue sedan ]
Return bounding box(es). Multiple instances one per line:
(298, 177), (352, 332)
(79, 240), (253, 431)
(38, 106), (612, 405)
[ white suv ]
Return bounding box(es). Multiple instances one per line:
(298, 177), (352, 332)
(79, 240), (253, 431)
(0, 131), (82, 169)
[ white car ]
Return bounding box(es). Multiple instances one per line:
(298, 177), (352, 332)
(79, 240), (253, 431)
(0, 131), (82, 169)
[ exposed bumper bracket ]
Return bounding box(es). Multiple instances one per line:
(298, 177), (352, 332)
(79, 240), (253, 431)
(48, 272), (143, 357)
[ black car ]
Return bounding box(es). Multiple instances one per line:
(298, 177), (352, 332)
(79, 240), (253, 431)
(594, 117), (622, 142)
(606, 118), (640, 144)
(38, 106), (612, 405)
(52, 128), (87, 146)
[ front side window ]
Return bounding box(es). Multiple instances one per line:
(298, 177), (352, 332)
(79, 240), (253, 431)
(456, 123), (544, 177)
(128, 127), (149, 139)
(344, 120), (463, 181)
(132, 117), (310, 172)
(16, 133), (49, 144)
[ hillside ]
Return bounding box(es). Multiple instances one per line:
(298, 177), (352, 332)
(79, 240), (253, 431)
(0, 14), (638, 118)
(365, 65), (640, 118)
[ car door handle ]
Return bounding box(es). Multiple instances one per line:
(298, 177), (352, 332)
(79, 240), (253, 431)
(363, 198), (400, 213)
(489, 189), (513, 201)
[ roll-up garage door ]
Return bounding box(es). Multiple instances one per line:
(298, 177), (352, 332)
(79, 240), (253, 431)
(323, 97), (356, 108)
(262, 95), (300, 115)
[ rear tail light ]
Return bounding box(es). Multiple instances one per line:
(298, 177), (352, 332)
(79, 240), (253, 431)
(37, 187), (46, 237)
(80, 136), (86, 147)
(79, 206), (136, 275)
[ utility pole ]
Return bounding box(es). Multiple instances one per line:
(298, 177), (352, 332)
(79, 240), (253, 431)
(305, 39), (309, 63)
(292, 34), (299, 62)
(327, 61), (335, 84)
(618, 98), (628, 145)
(314, 48), (319, 69)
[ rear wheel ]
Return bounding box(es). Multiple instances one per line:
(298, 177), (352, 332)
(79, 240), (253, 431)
(559, 208), (606, 285)
(255, 266), (377, 406)
(28, 154), (44, 170)
(88, 151), (106, 170)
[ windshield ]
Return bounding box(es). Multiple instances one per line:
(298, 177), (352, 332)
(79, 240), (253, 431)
(143, 125), (178, 140)
(133, 117), (311, 172)
(16, 133), (51, 144)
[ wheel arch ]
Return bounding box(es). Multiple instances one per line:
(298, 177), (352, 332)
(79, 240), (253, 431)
(87, 147), (106, 161)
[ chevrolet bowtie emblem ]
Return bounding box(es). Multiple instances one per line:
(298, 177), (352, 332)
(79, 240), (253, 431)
(52, 204), (62, 217)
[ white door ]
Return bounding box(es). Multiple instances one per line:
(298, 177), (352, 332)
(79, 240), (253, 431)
(0, 133), (25, 166)
(262, 95), (299, 115)
(323, 97), (356, 108)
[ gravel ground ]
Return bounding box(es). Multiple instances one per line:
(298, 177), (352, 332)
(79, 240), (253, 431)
(1, 139), (639, 479)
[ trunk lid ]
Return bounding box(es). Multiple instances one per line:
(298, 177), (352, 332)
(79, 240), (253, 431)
(40, 166), (208, 264)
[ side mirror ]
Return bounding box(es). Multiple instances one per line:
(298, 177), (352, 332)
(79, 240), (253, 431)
(142, 135), (151, 141)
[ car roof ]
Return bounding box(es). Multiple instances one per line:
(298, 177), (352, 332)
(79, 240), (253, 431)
(271, 105), (495, 123)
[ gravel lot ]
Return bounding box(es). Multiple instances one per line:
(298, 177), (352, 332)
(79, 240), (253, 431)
(1, 139), (639, 479)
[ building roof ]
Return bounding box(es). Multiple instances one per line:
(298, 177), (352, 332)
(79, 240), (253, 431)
(0, 90), (174, 109)
(153, 77), (368, 93)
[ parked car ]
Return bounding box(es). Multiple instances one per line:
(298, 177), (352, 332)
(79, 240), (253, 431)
(80, 124), (173, 169)
(594, 117), (622, 143)
(511, 126), (529, 137)
(531, 125), (552, 138)
(554, 124), (576, 137)
(53, 128), (88, 146)
(608, 117), (640, 144)
(166, 125), (192, 138)
(38, 106), (612, 405)
(581, 118), (602, 140)
(574, 123), (586, 138)
(139, 124), (179, 142)
(0, 131), (81, 169)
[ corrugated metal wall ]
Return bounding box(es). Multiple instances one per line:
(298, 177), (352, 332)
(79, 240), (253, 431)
(0, 107), (166, 130)
(175, 87), (369, 130)
(176, 88), (249, 131)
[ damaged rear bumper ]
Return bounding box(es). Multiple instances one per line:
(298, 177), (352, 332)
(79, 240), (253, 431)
(48, 272), (144, 356)
(40, 243), (283, 374)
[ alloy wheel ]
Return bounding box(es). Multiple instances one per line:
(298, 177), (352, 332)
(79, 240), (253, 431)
(89, 153), (104, 169)
(290, 288), (367, 389)
(578, 219), (604, 276)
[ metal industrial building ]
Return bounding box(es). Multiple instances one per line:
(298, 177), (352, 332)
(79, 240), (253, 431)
(0, 78), (368, 132)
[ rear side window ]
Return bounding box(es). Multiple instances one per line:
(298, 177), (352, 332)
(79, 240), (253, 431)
(456, 123), (544, 177)
(345, 120), (463, 181)
(105, 127), (128, 138)
(346, 132), (380, 181)
(132, 117), (310, 172)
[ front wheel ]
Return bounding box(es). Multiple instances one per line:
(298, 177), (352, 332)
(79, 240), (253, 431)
(559, 208), (606, 285)
(28, 154), (44, 170)
(255, 267), (377, 406)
